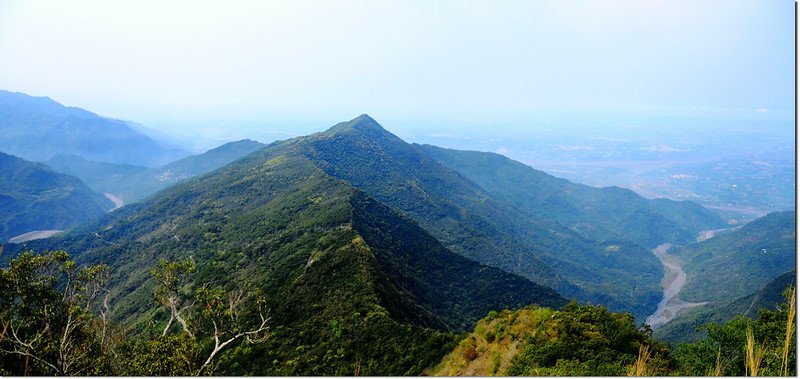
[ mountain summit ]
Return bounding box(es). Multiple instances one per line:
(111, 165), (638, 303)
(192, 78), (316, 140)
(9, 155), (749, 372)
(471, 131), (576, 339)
(327, 114), (384, 133)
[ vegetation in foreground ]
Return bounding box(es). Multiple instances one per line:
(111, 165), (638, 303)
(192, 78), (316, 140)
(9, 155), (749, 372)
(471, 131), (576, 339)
(429, 293), (796, 376)
(1, 250), (795, 376)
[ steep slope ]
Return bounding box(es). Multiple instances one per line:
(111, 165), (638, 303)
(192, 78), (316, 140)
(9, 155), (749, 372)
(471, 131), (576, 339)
(672, 211), (795, 303)
(46, 139), (265, 202)
(415, 144), (726, 248)
(654, 270), (796, 344)
(265, 115), (661, 319)
(0, 151), (114, 241)
(0, 90), (188, 167)
(12, 146), (566, 374)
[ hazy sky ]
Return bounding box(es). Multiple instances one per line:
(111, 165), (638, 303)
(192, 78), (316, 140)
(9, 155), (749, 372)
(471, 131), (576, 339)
(0, 0), (794, 148)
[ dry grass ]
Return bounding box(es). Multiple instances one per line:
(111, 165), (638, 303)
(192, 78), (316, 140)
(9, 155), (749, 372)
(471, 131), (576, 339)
(627, 344), (651, 376)
(706, 347), (724, 376)
(745, 326), (765, 376)
(781, 287), (796, 376)
(426, 307), (552, 376)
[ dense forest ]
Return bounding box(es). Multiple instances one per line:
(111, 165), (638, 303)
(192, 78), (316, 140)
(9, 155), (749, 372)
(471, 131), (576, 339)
(0, 250), (794, 376)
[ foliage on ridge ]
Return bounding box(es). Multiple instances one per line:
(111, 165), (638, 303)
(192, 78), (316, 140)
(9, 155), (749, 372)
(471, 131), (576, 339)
(672, 211), (796, 303)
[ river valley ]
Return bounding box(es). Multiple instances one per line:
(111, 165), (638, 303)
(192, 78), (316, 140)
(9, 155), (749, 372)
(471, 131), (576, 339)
(645, 243), (707, 329)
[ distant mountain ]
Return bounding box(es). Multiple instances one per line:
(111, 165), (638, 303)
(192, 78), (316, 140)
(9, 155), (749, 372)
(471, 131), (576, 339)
(160, 139), (265, 176)
(672, 211), (796, 303)
(415, 144), (727, 248)
(124, 120), (191, 151)
(0, 90), (189, 167)
(12, 126), (567, 374)
(655, 270), (796, 344)
(0, 151), (113, 242)
(46, 139), (265, 203)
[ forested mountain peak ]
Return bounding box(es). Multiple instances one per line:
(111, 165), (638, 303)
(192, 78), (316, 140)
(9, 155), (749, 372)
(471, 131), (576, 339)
(326, 114), (387, 135)
(241, 116), (667, 319)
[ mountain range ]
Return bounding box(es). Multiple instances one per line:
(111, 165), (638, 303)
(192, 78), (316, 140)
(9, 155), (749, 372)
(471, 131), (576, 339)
(1, 110), (793, 375)
(45, 139), (266, 203)
(257, 115), (724, 319)
(0, 90), (189, 167)
(13, 114), (728, 319)
(11, 119), (571, 374)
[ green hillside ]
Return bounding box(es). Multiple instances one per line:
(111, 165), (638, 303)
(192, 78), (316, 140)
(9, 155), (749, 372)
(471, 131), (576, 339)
(27, 114), (725, 321)
(0, 151), (113, 241)
(673, 211), (795, 303)
(416, 144), (726, 248)
(46, 139), (265, 203)
(267, 115), (662, 319)
(13, 144), (566, 374)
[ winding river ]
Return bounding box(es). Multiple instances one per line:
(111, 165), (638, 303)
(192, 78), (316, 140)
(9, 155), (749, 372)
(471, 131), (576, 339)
(645, 243), (707, 329)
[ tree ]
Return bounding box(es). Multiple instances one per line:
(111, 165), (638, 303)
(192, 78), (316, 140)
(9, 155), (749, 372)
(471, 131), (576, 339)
(150, 258), (196, 337)
(149, 257), (270, 375)
(0, 250), (111, 375)
(674, 286), (796, 376)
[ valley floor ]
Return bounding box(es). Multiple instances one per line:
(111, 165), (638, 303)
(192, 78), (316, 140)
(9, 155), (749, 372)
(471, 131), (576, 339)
(7, 229), (63, 243)
(104, 193), (124, 211)
(646, 243), (707, 329)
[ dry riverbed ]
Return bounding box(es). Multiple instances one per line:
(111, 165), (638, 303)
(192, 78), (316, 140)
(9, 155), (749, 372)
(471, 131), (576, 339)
(8, 230), (63, 244)
(105, 193), (124, 211)
(645, 243), (707, 329)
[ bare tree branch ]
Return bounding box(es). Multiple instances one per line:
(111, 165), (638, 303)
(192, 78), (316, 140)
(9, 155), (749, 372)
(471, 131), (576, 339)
(2, 321), (61, 374)
(197, 306), (270, 375)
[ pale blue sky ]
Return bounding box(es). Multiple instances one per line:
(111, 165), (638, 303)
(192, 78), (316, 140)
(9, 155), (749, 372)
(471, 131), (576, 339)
(0, 0), (793, 148)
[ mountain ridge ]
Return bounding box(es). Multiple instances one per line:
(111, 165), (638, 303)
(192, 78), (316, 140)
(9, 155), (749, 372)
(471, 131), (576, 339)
(265, 115), (666, 319)
(672, 211), (796, 303)
(0, 90), (189, 167)
(415, 144), (726, 248)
